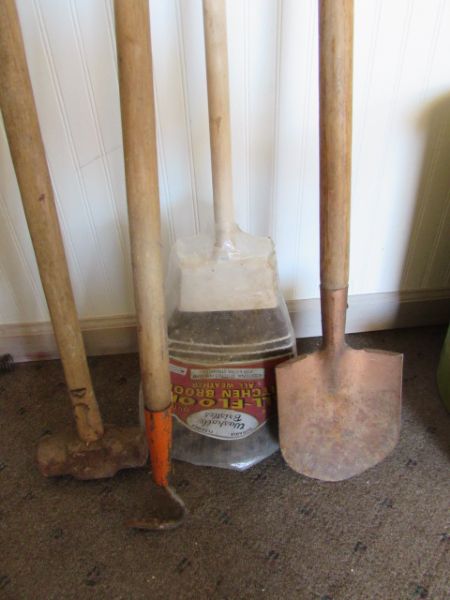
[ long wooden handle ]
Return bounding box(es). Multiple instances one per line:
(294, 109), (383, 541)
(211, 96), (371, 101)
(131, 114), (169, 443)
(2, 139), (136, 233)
(319, 0), (353, 290)
(203, 0), (235, 246)
(0, 0), (103, 443)
(114, 0), (171, 414)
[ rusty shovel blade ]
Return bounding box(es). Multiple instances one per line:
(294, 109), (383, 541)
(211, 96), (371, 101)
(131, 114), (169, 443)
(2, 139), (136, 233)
(276, 345), (403, 481)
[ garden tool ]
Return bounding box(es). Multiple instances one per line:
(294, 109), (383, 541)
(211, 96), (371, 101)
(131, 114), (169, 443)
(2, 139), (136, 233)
(114, 0), (185, 529)
(0, 0), (147, 480)
(276, 0), (403, 482)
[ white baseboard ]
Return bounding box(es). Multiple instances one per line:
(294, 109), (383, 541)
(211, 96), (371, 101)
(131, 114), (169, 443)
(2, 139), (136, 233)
(1, 289), (449, 363)
(0, 315), (138, 364)
(288, 288), (450, 338)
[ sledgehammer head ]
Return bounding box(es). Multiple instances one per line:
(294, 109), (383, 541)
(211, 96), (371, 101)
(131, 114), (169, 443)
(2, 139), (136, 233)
(37, 425), (148, 480)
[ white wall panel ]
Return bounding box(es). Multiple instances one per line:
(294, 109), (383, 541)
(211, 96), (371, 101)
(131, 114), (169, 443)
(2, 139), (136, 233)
(0, 0), (449, 327)
(0, 120), (48, 322)
(271, 0), (319, 300)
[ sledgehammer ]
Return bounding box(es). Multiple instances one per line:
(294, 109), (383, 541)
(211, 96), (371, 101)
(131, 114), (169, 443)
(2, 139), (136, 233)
(0, 0), (147, 479)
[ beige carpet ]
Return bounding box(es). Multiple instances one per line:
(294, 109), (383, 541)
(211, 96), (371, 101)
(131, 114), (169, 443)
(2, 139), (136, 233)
(0, 326), (449, 600)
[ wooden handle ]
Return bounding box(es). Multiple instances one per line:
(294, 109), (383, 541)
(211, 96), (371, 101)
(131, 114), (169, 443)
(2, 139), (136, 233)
(319, 0), (353, 290)
(0, 0), (103, 443)
(203, 0), (235, 246)
(114, 0), (171, 413)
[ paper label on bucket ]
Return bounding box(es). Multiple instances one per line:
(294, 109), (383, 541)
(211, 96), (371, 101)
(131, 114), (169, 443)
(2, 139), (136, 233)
(169, 355), (289, 441)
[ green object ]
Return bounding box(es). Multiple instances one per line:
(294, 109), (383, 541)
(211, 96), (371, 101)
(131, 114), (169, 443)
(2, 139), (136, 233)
(437, 324), (450, 411)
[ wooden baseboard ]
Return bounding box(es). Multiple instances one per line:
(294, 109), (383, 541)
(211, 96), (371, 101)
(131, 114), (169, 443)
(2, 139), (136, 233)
(1, 289), (449, 363)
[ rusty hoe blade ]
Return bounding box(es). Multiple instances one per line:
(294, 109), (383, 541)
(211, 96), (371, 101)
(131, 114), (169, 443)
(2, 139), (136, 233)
(126, 478), (186, 531)
(126, 409), (186, 530)
(276, 0), (403, 482)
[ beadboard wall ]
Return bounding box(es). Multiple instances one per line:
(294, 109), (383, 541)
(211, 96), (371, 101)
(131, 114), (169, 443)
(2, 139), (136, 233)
(1, 0), (449, 360)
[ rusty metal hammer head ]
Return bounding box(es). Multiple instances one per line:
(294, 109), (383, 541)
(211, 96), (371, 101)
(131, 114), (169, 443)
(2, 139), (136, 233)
(37, 425), (148, 480)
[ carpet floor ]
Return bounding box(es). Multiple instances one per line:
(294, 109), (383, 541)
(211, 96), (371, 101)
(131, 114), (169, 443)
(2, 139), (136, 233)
(0, 326), (449, 600)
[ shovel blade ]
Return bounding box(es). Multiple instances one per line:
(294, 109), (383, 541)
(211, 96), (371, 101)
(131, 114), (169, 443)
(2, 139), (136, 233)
(276, 346), (402, 481)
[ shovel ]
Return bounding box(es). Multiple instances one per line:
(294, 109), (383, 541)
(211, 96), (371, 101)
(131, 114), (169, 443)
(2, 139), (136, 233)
(114, 0), (185, 529)
(276, 0), (403, 482)
(0, 0), (147, 480)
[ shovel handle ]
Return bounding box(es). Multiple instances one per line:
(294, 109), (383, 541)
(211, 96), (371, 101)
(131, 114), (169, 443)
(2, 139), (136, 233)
(114, 0), (172, 414)
(0, 0), (103, 443)
(319, 0), (353, 291)
(203, 0), (235, 246)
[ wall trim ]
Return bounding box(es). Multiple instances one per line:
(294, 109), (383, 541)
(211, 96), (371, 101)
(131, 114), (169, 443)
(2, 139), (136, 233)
(288, 288), (450, 338)
(1, 289), (449, 363)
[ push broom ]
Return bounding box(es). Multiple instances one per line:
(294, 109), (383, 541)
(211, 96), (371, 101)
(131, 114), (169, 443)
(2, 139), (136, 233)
(165, 0), (296, 470)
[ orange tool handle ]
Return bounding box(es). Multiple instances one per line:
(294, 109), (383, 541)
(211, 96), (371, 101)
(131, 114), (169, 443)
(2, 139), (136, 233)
(144, 409), (172, 488)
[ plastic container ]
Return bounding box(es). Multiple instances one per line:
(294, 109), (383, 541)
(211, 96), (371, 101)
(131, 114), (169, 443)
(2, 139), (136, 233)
(138, 228), (296, 471)
(139, 2), (295, 471)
